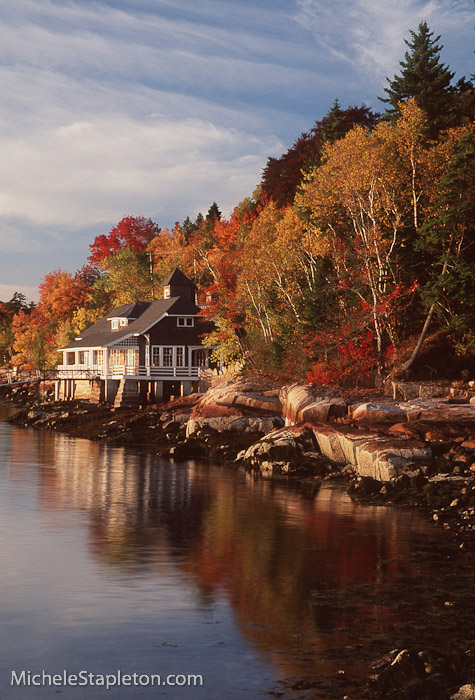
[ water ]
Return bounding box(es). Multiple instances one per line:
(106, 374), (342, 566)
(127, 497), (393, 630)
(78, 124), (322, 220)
(1, 402), (473, 699)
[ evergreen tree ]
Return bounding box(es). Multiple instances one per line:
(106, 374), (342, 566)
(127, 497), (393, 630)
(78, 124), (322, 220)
(380, 21), (455, 136)
(450, 76), (475, 127)
(181, 215), (197, 243)
(206, 202), (222, 221)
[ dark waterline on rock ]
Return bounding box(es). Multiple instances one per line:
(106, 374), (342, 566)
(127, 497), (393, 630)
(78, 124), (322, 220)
(1, 402), (474, 699)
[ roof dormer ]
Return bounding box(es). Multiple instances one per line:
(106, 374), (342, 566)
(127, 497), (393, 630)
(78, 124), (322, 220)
(109, 317), (129, 331)
(162, 268), (196, 303)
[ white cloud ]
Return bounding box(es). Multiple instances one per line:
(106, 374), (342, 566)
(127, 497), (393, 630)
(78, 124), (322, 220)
(0, 96), (280, 229)
(0, 0), (471, 293)
(0, 1), (291, 259)
(294, 0), (473, 82)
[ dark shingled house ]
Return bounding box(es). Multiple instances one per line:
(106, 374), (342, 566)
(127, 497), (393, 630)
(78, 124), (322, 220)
(56, 269), (216, 405)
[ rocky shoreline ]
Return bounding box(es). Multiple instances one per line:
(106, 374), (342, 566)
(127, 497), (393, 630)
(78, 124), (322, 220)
(3, 376), (475, 535)
(2, 376), (475, 699)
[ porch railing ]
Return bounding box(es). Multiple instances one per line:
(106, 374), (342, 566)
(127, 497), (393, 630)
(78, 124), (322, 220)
(109, 365), (201, 378)
(56, 364), (201, 379)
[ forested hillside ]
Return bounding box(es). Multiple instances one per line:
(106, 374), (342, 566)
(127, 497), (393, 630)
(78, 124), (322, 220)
(2, 22), (474, 384)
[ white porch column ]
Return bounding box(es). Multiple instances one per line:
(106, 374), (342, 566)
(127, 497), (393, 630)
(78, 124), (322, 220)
(103, 348), (109, 378)
(62, 351), (67, 366)
(181, 381), (192, 397)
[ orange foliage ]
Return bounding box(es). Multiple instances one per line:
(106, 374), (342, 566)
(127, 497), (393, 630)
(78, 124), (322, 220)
(39, 269), (91, 323)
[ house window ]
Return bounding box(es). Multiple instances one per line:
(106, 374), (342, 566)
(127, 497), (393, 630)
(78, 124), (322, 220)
(151, 346), (186, 367)
(119, 318), (128, 327)
(78, 351), (87, 365)
(66, 352), (75, 366)
(163, 288), (170, 299)
(177, 317), (194, 327)
(163, 347), (173, 366)
(111, 319), (119, 330)
(152, 347), (160, 366)
(110, 348), (126, 367)
(193, 349), (207, 367)
(93, 350), (103, 367)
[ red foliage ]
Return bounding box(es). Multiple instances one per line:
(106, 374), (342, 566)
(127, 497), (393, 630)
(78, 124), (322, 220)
(306, 331), (379, 385)
(88, 216), (160, 265)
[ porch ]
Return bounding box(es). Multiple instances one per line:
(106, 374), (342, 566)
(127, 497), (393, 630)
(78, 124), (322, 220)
(56, 364), (202, 380)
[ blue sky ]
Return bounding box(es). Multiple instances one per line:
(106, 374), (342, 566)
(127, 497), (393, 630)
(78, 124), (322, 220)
(0, 0), (472, 303)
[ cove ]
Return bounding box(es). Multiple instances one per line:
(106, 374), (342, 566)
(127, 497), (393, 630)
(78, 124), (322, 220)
(1, 403), (473, 699)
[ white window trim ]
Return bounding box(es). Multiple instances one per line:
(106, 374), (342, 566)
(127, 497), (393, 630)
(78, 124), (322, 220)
(177, 317), (194, 327)
(151, 345), (186, 367)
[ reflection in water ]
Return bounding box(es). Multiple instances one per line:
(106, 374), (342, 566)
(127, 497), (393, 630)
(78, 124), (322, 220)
(0, 406), (468, 698)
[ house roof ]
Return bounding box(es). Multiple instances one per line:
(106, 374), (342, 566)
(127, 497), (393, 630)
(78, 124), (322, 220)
(60, 296), (201, 350)
(162, 268), (195, 287)
(106, 301), (150, 320)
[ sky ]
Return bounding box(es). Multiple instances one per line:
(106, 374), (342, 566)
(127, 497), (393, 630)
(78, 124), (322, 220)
(0, 0), (473, 303)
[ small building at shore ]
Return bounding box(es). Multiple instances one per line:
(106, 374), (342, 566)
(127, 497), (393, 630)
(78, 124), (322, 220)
(56, 269), (216, 406)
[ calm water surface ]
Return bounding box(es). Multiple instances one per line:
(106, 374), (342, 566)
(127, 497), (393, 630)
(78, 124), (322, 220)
(0, 402), (471, 699)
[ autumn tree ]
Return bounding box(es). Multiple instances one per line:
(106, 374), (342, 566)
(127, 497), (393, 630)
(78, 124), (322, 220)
(260, 102), (380, 207)
(297, 109), (429, 376)
(87, 216), (162, 304)
(147, 222), (191, 293)
(11, 309), (55, 368)
(88, 216), (160, 266)
(39, 269), (91, 325)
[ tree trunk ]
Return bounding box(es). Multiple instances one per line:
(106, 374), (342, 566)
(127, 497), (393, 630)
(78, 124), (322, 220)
(400, 251), (452, 375)
(400, 302), (436, 374)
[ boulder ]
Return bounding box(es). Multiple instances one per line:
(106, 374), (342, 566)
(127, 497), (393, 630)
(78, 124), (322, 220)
(279, 384), (321, 425)
(242, 429), (303, 468)
(191, 403), (244, 418)
(372, 649), (426, 692)
(186, 415), (282, 438)
(241, 426), (321, 473)
(370, 647), (458, 697)
(311, 425), (346, 464)
(231, 393), (282, 413)
(311, 425), (431, 481)
(351, 402), (408, 423)
(191, 379), (283, 418)
(298, 398), (347, 423)
(452, 684), (475, 700)
(299, 400), (332, 423)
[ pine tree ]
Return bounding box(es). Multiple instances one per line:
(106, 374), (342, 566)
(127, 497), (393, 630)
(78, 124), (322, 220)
(206, 202), (222, 221)
(380, 21), (455, 136)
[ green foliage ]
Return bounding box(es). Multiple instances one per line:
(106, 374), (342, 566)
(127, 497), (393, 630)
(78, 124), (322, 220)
(201, 317), (242, 366)
(380, 21), (455, 137)
(419, 128), (475, 356)
(98, 249), (154, 304)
